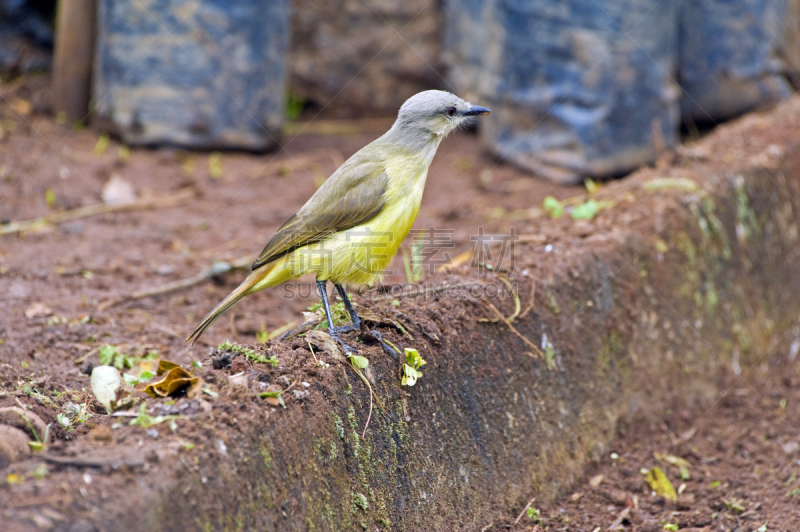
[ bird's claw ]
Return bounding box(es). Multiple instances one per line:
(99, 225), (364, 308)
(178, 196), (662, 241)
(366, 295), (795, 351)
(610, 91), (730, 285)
(359, 329), (399, 359)
(330, 324), (359, 335)
(329, 332), (357, 353)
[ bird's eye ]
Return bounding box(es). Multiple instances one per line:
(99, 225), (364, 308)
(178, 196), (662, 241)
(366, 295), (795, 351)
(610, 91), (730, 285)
(445, 106), (457, 117)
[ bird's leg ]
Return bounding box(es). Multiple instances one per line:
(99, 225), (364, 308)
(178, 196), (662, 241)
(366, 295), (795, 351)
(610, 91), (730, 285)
(317, 279), (356, 352)
(330, 283), (360, 334)
(333, 284), (398, 359)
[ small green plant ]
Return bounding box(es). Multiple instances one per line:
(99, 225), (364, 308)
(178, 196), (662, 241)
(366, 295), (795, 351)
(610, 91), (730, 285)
(218, 340), (279, 366)
(571, 199), (600, 220)
(99, 345), (157, 371)
(285, 90), (306, 120)
(258, 390), (285, 408)
(352, 492), (369, 512)
(57, 401), (92, 432)
(307, 301), (349, 329)
(723, 497), (745, 514)
(543, 196), (564, 218)
(543, 340), (555, 370)
(526, 507), (542, 524)
(401, 348), (426, 386)
(663, 524), (678, 532)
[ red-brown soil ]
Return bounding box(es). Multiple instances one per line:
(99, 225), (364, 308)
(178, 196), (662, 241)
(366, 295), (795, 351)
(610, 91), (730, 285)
(2, 75), (800, 531)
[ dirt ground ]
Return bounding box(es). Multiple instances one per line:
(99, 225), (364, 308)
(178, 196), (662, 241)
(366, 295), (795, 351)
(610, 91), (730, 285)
(490, 357), (800, 532)
(1, 74), (800, 530)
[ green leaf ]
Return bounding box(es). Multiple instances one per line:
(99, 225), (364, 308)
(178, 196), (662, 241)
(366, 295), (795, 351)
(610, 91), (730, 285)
(543, 196), (564, 218)
(123, 371), (155, 386)
(571, 199), (600, 220)
(349, 355), (369, 369)
(401, 364), (419, 386)
(644, 466), (677, 502)
(98, 345), (117, 366)
(403, 348), (426, 370)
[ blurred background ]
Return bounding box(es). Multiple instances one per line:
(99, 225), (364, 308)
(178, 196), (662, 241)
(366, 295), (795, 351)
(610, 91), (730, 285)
(2, 0), (799, 184)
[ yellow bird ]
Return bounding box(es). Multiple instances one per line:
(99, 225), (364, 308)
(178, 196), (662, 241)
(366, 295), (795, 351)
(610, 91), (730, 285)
(187, 90), (490, 351)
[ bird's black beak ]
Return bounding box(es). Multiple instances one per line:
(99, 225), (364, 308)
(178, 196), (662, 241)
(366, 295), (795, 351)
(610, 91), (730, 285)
(463, 105), (491, 116)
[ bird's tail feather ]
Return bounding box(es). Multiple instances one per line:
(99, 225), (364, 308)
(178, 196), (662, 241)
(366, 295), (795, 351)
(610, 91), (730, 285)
(186, 265), (273, 345)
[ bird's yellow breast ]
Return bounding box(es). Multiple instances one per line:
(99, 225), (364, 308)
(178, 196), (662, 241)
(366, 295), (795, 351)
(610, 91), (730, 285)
(249, 159), (430, 292)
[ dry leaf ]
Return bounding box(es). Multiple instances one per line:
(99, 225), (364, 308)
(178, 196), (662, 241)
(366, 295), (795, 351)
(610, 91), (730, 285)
(10, 98), (32, 116)
(24, 302), (52, 319)
(142, 363), (200, 398)
(305, 330), (343, 360)
(654, 452), (691, 469)
(589, 474), (604, 488)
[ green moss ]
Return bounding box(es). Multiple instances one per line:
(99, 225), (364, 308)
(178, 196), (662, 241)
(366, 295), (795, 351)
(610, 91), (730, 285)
(353, 492), (369, 511)
(705, 281), (719, 313)
(260, 445), (272, 470)
(732, 177), (761, 242)
(333, 414), (344, 440)
(329, 440), (338, 460)
(218, 340), (279, 366)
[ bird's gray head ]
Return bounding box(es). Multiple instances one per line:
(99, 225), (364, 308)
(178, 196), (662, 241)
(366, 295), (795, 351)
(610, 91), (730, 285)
(391, 90), (490, 140)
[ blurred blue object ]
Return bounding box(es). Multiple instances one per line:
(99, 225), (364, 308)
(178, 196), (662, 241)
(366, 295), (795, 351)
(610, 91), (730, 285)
(444, 0), (794, 183)
(444, 0), (680, 184)
(94, 0), (289, 150)
(679, 0), (791, 122)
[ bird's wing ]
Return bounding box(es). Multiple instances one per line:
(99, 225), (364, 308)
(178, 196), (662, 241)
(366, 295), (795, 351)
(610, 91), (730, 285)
(251, 162), (389, 270)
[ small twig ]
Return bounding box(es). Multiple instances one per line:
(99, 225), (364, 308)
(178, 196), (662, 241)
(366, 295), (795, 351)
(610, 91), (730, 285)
(518, 279), (537, 320)
(608, 506), (631, 530)
(306, 339), (319, 364)
(514, 496), (536, 525)
(42, 453), (145, 469)
(361, 388), (373, 440)
(347, 361), (386, 413)
(483, 299), (543, 358)
(283, 379), (299, 395)
(97, 254), (256, 311)
(73, 344), (102, 364)
(1, 187), (195, 236)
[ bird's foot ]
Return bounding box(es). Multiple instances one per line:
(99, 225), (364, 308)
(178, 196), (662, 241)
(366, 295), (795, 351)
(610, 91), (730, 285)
(328, 331), (358, 353)
(359, 328), (399, 359)
(330, 324), (359, 335)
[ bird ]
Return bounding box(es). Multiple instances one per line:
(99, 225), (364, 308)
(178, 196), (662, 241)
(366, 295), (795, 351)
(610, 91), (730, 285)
(186, 90), (490, 352)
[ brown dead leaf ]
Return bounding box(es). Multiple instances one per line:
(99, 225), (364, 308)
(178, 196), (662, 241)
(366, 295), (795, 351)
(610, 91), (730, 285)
(305, 330), (344, 360)
(142, 362), (200, 398)
(10, 98), (32, 116)
(589, 474), (604, 487)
